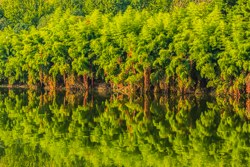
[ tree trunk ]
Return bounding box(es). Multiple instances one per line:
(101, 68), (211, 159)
(40, 65), (43, 87)
(83, 74), (88, 89)
(63, 71), (66, 85)
(91, 65), (93, 88)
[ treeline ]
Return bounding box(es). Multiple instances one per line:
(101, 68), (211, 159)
(0, 0), (222, 28)
(0, 90), (250, 166)
(0, 0), (232, 28)
(0, 0), (250, 94)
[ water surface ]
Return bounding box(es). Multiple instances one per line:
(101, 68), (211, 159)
(0, 88), (249, 166)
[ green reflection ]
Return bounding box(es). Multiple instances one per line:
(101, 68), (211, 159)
(0, 89), (249, 166)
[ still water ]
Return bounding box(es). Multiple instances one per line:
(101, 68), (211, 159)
(0, 88), (249, 166)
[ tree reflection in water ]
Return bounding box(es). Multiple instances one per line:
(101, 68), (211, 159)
(0, 88), (249, 166)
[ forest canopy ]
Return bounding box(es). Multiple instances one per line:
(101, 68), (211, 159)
(0, 0), (250, 94)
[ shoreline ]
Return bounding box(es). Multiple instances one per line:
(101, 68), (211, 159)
(0, 84), (30, 89)
(0, 83), (218, 96)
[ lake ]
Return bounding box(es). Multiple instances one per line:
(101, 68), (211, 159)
(0, 88), (249, 166)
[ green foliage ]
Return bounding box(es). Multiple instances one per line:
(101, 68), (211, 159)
(0, 0), (249, 94)
(1, 0), (51, 26)
(70, 9), (84, 16)
(36, 15), (52, 30)
(0, 18), (8, 31)
(0, 6), (4, 19)
(13, 23), (30, 34)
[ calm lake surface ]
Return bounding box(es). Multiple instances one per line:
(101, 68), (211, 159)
(0, 88), (249, 166)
